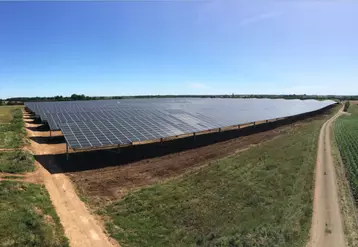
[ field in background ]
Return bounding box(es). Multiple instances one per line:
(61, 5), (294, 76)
(332, 103), (358, 247)
(0, 106), (22, 123)
(335, 104), (358, 201)
(0, 106), (33, 173)
(0, 106), (26, 148)
(97, 106), (338, 247)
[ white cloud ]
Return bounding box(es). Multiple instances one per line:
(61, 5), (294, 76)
(239, 12), (282, 27)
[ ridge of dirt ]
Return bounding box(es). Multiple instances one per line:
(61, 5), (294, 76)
(0, 156), (43, 184)
(308, 106), (345, 247)
(24, 114), (117, 247)
(0, 172), (24, 177)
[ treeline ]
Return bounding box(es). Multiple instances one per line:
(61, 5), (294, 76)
(344, 101), (350, 112)
(230, 94), (358, 101)
(4, 94), (358, 103)
(5, 94), (124, 102)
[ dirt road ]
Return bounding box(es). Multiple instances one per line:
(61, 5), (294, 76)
(23, 114), (116, 247)
(308, 107), (345, 247)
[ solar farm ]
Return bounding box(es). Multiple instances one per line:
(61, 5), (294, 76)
(8, 97), (340, 247)
(25, 98), (336, 156)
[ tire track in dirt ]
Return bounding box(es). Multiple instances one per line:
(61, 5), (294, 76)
(24, 114), (117, 247)
(308, 106), (345, 247)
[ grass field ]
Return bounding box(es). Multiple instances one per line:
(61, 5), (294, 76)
(0, 151), (34, 173)
(99, 106), (338, 247)
(0, 106), (22, 123)
(0, 181), (69, 247)
(0, 106), (33, 173)
(335, 104), (358, 202)
(0, 106), (26, 148)
(0, 106), (69, 246)
(332, 104), (358, 247)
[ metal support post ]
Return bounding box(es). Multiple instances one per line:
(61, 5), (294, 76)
(193, 132), (196, 141)
(117, 144), (121, 154)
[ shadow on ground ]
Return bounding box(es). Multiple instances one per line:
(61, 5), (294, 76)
(30, 135), (66, 144)
(24, 118), (42, 124)
(26, 124), (50, 132)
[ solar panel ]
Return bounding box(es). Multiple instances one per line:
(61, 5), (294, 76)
(25, 98), (337, 149)
(59, 112), (217, 149)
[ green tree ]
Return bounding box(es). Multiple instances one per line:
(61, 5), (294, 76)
(344, 101), (350, 112)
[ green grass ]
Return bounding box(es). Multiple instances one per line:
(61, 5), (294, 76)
(335, 103), (358, 202)
(0, 151), (34, 174)
(0, 181), (69, 247)
(331, 104), (358, 247)
(0, 106), (22, 123)
(100, 107), (338, 247)
(0, 107), (66, 246)
(0, 107), (26, 148)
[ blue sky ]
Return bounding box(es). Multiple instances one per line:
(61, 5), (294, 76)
(0, 0), (357, 98)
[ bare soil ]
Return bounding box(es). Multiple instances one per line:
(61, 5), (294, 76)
(0, 166), (43, 184)
(308, 106), (345, 247)
(0, 148), (22, 151)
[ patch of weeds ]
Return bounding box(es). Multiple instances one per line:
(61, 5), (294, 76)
(0, 151), (34, 173)
(0, 181), (69, 247)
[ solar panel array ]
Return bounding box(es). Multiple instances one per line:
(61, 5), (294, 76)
(25, 98), (336, 149)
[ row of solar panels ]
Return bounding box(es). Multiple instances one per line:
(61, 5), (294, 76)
(25, 98), (337, 150)
(25, 98), (190, 120)
(45, 108), (169, 130)
(60, 115), (222, 149)
(26, 100), (123, 122)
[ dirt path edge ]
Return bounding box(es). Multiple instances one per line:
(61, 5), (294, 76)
(308, 106), (345, 247)
(24, 113), (118, 247)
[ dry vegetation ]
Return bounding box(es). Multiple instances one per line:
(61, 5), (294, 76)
(0, 106), (26, 148)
